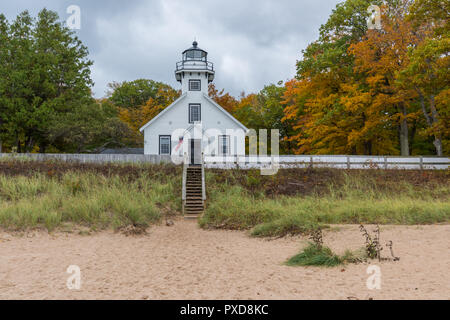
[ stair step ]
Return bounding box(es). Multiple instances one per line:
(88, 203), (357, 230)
(184, 165), (204, 218)
(184, 216), (200, 220)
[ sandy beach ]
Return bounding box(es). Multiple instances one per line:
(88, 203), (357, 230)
(0, 220), (448, 300)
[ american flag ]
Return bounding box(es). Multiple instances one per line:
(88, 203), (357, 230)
(175, 137), (183, 152)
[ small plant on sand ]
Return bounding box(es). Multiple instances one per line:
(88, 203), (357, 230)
(359, 224), (400, 261)
(286, 228), (342, 267)
(309, 228), (323, 249)
(359, 224), (381, 260)
(286, 242), (342, 267)
(287, 228), (368, 267)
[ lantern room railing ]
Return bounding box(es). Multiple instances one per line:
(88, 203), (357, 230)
(176, 60), (214, 72)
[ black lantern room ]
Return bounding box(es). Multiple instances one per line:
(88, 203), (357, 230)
(182, 41), (208, 62)
(175, 41), (215, 83)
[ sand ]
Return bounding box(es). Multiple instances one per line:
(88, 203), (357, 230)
(0, 221), (448, 300)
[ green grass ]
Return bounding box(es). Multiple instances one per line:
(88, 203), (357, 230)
(286, 243), (343, 267)
(286, 243), (368, 267)
(0, 172), (180, 231)
(200, 172), (450, 237)
(0, 162), (448, 234)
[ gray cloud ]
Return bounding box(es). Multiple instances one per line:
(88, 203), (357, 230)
(1, 0), (341, 97)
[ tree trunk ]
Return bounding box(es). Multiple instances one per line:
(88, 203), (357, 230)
(399, 105), (409, 156)
(418, 90), (443, 156)
(433, 138), (443, 156)
(429, 95), (443, 156)
(364, 140), (372, 155)
(409, 121), (416, 155)
(39, 143), (47, 154)
(16, 138), (21, 153)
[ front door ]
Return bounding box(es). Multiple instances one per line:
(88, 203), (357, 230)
(189, 139), (202, 165)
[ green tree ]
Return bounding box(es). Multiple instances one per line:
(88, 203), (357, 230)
(0, 9), (93, 153)
(0, 14), (10, 152)
(48, 100), (140, 153)
(108, 79), (170, 109)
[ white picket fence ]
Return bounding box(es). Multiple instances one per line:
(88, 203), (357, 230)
(203, 155), (449, 170)
(0, 153), (448, 170)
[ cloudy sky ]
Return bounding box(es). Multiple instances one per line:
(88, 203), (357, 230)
(2, 0), (341, 98)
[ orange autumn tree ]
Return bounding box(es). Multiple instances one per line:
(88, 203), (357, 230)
(118, 84), (180, 132)
(348, 1), (421, 156)
(282, 0), (384, 155)
(208, 83), (238, 113)
(281, 0), (445, 156)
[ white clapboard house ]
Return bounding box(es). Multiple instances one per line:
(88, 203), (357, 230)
(140, 42), (248, 165)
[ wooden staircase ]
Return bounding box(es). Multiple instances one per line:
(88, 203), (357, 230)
(183, 165), (204, 219)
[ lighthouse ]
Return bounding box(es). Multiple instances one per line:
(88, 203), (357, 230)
(175, 41), (215, 94)
(140, 41), (247, 160)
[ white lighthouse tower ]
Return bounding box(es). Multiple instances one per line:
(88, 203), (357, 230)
(175, 41), (214, 94)
(175, 41), (215, 95)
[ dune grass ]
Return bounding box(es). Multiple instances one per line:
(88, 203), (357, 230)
(200, 171), (450, 237)
(285, 243), (368, 267)
(0, 161), (448, 234)
(286, 243), (343, 267)
(0, 171), (180, 231)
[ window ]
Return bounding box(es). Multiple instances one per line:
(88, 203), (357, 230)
(189, 104), (201, 123)
(219, 135), (230, 156)
(159, 136), (171, 155)
(189, 79), (201, 91)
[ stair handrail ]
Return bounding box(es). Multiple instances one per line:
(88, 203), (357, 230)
(201, 152), (206, 201)
(182, 152), (188, 201)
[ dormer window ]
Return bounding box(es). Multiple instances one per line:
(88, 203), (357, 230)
(189, 79), (201, 91)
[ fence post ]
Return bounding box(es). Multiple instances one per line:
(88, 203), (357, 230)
(310, 156), (313, 169)
(347, 156), (350, 169)
(420, 156), (423, 170)
(384, 157), (388, 169)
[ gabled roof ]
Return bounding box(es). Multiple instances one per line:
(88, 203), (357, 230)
(139, 93), (187, 132)
(202, 93), (248, 131)
(139, 92), (249, 132)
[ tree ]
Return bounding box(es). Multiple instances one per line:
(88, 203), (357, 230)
(408, 0), (449, 36)
(116, 82), (180, 132)
(0, 14), (10, 152)
(0, 9), (93, 152)
(348, 2), (419, 156)
(108, 79), (169, 109)
(48, 99), (140, 153)
(398, 37), (449, 156)
(283, 0), (385, 155)
(208, 83), (238, 113)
